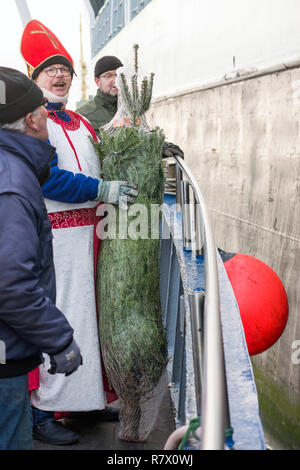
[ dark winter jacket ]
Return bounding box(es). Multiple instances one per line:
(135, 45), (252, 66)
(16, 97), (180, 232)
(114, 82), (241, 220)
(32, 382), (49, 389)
(76, 89), (118, 137)
(0, 129), (74, 378)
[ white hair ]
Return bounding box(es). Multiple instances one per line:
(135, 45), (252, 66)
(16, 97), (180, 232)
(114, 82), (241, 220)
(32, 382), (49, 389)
(0, 108), (41, 133)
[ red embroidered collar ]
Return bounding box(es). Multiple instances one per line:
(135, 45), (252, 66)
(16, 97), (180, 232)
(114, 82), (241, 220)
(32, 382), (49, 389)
(48, 109), (81, 131)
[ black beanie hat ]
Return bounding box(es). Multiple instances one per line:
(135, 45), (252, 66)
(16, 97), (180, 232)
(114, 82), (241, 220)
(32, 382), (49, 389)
(94, 56), (123, 77)
(0, 67), (44, 124)
(32, 56), (75, 80)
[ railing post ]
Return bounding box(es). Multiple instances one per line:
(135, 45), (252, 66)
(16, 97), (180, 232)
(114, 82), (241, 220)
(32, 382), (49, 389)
(180, 181), (192, 251)
(175, 163), (182, 210)
(200, 234), (226, 450)
(194, 195), (204, 258)
(188, 289), (205, 415)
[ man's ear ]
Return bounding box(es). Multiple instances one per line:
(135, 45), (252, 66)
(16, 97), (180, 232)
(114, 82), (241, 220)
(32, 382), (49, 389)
(94, 76), (100, 87)
(24, 111), (38, 133)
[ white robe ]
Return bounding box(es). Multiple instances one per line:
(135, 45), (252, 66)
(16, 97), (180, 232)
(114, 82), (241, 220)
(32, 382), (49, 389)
(31, 114), (106, 411)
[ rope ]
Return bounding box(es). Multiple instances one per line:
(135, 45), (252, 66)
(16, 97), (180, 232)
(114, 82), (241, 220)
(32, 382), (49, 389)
(77, 114), (98, 143)
(178, 416), (235, 450)
(50, 110), (82, 171)
(225, 426), (235, 450)
(178, 417), (201, 450)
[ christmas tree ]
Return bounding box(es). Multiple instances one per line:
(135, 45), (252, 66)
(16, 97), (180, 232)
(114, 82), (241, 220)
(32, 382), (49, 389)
(93, 45), (168, 442)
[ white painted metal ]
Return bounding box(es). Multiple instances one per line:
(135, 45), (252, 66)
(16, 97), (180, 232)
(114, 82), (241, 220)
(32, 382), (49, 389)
(83, 0), (96, 24)
(14, 0), (31, 26)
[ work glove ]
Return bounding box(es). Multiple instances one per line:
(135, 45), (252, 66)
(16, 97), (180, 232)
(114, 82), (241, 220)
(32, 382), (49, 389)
(162, 141), (184, 159)
(96, 179), (138, 210)
(48, 338), (83, 377)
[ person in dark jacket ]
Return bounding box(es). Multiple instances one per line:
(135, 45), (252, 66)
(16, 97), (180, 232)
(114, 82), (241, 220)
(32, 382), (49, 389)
(76, 55), (185, 159)
(20, 21), (136, 446)
(0, 67), (82, 450)
(76, 56), (122, 134)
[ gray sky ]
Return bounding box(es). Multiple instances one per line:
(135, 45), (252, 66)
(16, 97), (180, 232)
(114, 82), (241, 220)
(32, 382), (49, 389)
(0, 0), (94, 108)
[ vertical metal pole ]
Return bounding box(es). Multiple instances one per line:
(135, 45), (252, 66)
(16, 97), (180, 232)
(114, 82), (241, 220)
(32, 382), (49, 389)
(124, 0), (131, 25)
(176, 164), (182, 210)
(109, 0), (114, 38)
(188, 290), (205, 415)
(200, 233), (226, 450)
(180, 181), (192, 251)
(15, 0), (31, 26)
(194, 194), (204, 257)
(177, 295), (186, 425)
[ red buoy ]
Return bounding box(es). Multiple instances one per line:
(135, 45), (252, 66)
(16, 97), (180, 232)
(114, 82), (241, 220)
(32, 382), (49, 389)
(222, 252), (289, 356)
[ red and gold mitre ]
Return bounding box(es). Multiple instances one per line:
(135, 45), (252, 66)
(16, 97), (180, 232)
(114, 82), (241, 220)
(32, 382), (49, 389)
(21, 19), (74, 79)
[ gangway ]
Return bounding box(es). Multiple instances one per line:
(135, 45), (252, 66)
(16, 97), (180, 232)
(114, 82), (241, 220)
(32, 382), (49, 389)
(35, 156), (266, 451)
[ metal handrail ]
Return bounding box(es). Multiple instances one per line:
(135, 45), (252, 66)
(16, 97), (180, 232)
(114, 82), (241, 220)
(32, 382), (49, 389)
(173, 155), (230, 450)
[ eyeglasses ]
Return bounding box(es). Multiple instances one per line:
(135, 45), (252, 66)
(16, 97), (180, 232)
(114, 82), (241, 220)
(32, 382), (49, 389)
(44, 66), (72, 77)
(99, 72), (117, 79)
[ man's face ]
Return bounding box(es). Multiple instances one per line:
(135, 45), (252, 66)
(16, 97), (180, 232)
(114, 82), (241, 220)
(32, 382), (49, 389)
(35, 63), (72, 97)
(36, 104), (49, 140)
(25, 103), (49, 141)
(95, 69), (118, 96)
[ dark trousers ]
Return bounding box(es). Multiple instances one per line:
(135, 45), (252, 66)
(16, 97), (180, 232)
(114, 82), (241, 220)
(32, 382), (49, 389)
(0, 375), (34, 450)
(31, 406), (54, 427)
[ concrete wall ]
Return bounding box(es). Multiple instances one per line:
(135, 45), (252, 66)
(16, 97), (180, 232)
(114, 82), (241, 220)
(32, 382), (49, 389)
(147, 67), (300, 448)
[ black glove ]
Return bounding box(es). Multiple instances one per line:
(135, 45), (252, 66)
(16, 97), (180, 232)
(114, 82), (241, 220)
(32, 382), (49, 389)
(162, 141), (184, 159)
(48, 338), (83, 377)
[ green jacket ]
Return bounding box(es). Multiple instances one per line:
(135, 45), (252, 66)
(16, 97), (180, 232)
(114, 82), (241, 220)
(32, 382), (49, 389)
(76, 89), (118, 137)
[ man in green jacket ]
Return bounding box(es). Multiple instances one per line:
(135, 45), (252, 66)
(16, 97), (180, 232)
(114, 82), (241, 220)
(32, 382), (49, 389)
(76, 55), (184, 159)
(76, 56), (122, 136)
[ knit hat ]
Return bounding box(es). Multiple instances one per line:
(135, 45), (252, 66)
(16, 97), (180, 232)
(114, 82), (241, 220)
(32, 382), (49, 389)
(21, 20), (75, 79)
(94, 56), (123, 77)
(0, 67), (44, 124)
